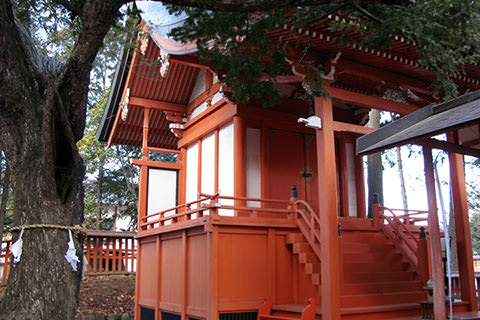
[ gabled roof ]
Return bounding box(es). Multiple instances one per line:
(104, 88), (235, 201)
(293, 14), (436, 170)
(98, 3), (480, 150)
(356, 90), (480, 156)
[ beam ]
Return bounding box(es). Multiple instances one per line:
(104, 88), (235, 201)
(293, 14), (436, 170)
(131, 158), (182, 170)
(170, 54), (211, 70)
(129, 96), (186, 113)
(186, 82), (222, 114)
(325, 86), (420, 115)
(336, 59), (433, 96)
(178, 102), (236, 148)
(424, 139), (480, 158)
(332, 121), (374, 135)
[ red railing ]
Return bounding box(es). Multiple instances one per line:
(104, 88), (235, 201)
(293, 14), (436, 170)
(450, 273), (480, 299)
(373, 204), (429, 283)
(293, 200), (322, 261)
(1, 241), (11, 286)
(139, 192), (293, 231)
(84, 232), (137, 276)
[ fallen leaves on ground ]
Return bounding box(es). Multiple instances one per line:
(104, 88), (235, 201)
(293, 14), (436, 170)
(77, 275), (135, 316)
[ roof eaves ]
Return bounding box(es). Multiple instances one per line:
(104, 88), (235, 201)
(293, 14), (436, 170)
(96, 43), (132, 142)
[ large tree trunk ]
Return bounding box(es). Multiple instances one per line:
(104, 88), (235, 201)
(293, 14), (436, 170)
(0, 159), (11, 246)
(0, 1), (124, 318)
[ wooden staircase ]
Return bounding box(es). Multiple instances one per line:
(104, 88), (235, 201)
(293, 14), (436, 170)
(280, 229), (426, 319)
(341, 231), (426, 318)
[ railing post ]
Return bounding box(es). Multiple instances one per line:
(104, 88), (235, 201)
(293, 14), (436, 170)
(417, 226), (430, 285)
(288, 185), (298, 219)
(372, 193), (381, 228)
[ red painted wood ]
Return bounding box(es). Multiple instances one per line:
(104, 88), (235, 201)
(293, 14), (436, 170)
(234, 116), (247, 208)
(314, 96), (342, 319)
(423, 145), (447, 319)
(448, 132), (478, 311)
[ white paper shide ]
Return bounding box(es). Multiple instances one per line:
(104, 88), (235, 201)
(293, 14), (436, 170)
(64, 229), (80, 271)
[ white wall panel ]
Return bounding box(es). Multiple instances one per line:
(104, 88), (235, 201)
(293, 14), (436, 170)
(345, 143), (358, 216)
(218, 123), (234, 215)
(201, 133), (215, 195)
(186, 142), (199, 207)
(147, 169), (177, 220)
(246, 128), (261, 207)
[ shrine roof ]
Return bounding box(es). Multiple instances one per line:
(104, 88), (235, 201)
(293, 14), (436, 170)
(356, 90), (480, 156)
(136, 2), (198, 55)
(97, 3), (480, 150)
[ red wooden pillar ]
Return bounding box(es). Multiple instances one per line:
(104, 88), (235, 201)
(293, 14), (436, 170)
(136, 108), (150, 319)
(155, 237), (162, 320)
(448, 133), (478, 310)
(179, 147), (187, 207)
(314, 96), (341, 319)
(354, 149), (366, 219)
(233, 116), (246, 208)
(214, 129), (219, 194)
(423, 144), (446, 319)
(138, 108), (151, 229)
(417, 227), (430, 285)
(208, 227), (219, 319)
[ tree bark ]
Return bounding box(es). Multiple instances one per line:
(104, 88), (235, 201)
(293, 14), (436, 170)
(395, 146), (408, 210)
(0, 159), (10, 245)
(0, 0), (125, 318)
(367, 109), (383, 217)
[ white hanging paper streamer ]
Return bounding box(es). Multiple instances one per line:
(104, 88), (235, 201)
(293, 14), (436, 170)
(10, 228), (24, 264)
(81, 255), (88, 280)
(64, 229), (80, 271)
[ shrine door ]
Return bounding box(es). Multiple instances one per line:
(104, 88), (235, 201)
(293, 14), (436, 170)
(267, 129), (319, 213)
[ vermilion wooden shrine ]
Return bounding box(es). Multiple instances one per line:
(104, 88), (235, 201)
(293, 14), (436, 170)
(97, 5), (480, 320)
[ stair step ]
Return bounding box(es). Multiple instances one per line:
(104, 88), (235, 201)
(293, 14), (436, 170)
(341, 291), (427, 308)
(341, 302), (422, 318)
(343, 252), (403, 263)
(344, 261), (409, 273)
(305, 262), (321, 275)
(285, 233), (304, 245)
(342, 242), (394, 254)
(345, 271), (417, 283)
(311, 273), (320, 285)
(299, 252), (318, 264)
(342, 232), (388, 244)
(343, 281), (423, 295)
(293, 242), (311, 254)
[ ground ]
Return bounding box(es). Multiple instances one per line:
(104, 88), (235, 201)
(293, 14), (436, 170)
(1, 275), (135, 316)
(77, 275), (135, 316)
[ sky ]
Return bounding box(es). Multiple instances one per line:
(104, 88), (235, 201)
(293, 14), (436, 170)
(378, 144), (480, 224)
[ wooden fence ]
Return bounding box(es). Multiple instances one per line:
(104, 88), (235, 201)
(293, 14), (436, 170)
(84, 230), (137, 276)
(1, 230), (137, 285)
(0, 241), (11, 286)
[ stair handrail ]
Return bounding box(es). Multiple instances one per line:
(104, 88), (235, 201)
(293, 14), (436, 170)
(293, 199), (322, 261)
(376, 205), (422, 268)
(381, 208), (420, 246)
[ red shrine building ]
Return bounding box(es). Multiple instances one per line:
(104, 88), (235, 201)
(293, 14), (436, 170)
(97, 3), (480, 320)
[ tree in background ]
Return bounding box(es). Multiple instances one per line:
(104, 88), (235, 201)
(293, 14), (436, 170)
(78, 94), (140, 231)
